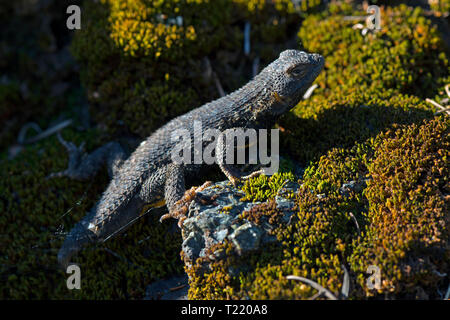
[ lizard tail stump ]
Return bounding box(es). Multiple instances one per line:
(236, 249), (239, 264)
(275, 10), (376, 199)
(58, 220), (99, 269)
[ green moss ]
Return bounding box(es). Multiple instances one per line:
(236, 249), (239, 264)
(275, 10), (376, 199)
(185, 117), (449, 300)
(279, 89), (434, 165)
(429, 0), (450, 16)
(349, 117), (449, 297)
(71, 0), (239, 139)
(0, 1), (90, 152)
(298, 4), (449, 99)
(0, 129), (183, 299)
(240, 172), (295, 202)
(70, 0), (316, 138)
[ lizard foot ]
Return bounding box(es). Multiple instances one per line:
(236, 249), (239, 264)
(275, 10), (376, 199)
(160, 181), (214, 227)
(227, 169), (265, 187)
(47, 133), (85, 179)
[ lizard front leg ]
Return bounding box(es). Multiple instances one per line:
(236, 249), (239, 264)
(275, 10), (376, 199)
(215, 128), (264, 186)
(159, 163), (212, 227)
(48, 132), (127, 180)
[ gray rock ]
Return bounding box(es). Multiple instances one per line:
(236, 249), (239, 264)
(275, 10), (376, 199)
(339, 179), (369, 197)
(229, 222), (263, 255)
(181, 179), (299, 265)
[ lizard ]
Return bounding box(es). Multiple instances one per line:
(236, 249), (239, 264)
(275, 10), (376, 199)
(50, 49), (324, 269)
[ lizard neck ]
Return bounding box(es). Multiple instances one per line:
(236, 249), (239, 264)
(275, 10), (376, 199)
(222, 74), (278, 129)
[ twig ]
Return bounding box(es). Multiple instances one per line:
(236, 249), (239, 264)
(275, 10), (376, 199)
(169, 284), (187, 292)
(344, 16), (367, 21)
(252, 56), (260, 78)
(286, 275), (338, 300)
(212, 71), (226, 97)
(426, 98), (450, 116)
(18, 119), (73, 145)
(308, 291), (324, 300)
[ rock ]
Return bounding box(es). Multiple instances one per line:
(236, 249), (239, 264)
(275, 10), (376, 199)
(181, 180), (299, 265)
(229, 222), (263, 255)
(339, 179), (369, 197)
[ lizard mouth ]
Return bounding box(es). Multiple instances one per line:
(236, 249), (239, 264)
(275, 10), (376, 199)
(271, 91), (291, 115)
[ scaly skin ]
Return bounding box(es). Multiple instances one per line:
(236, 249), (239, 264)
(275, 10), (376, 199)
(52, 50), (324, 268)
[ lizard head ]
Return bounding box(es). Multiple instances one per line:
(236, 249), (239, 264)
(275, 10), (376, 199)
(259, 49), (324, 116)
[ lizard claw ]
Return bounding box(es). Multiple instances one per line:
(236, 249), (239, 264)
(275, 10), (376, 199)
(241, 169), (265, 180)
(160, 181), (213, 227)
(227, 169), (265, 186)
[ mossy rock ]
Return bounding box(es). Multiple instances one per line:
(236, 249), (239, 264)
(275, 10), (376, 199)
(0, 129), (183, 299)
(279, 89), (435, 165)
(298, 4), (449, 99)
(278, 2), (449, 166)
(186, 116), (449, 300)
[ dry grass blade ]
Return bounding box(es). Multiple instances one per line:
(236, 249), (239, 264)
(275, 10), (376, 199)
(212, 71), (226, 97)
(303, 84), (318, 100)
(426, 98), (450, 116)
(341, 264), (350, 299)
(286, 275), (338, 300)
(445, 283), (450, 300)
(348, 211), (360, 234)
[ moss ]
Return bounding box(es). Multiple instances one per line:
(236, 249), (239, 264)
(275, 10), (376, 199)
(70, 0), (315, 138)
(298, 4), (449, 99)
(349, 117), (449, 298)
(0, 1), (83, 151)
(429, 0), (450, 16)
(239, 199), (287, 226)
(185, 117), (449, 300)
(276, 3), (449, 166)
(240, 172), (295, 202)
(0, 129), (183, 299)
(279, 89), (435, 165)
(71, 0), (238, 139)
(104, 0), (233, 60)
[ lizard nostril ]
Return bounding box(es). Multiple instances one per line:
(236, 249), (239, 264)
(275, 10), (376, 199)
(311, 54), (324, 67)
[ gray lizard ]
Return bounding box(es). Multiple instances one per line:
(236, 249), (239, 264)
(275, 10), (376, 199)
(51, 50), (324, 268)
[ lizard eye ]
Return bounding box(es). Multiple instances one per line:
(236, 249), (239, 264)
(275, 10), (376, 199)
(288, 65), (307, 78)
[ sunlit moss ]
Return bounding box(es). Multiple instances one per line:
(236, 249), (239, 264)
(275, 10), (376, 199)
(186, 117), (449, 300)
(298, 4), (449, 98)
(240, 172), (295, 202)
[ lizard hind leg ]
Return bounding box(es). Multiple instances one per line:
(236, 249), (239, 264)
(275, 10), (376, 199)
(160, 163), (213, 227)
(47, 133), (127, 180)
(160, 181), (213, 227)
